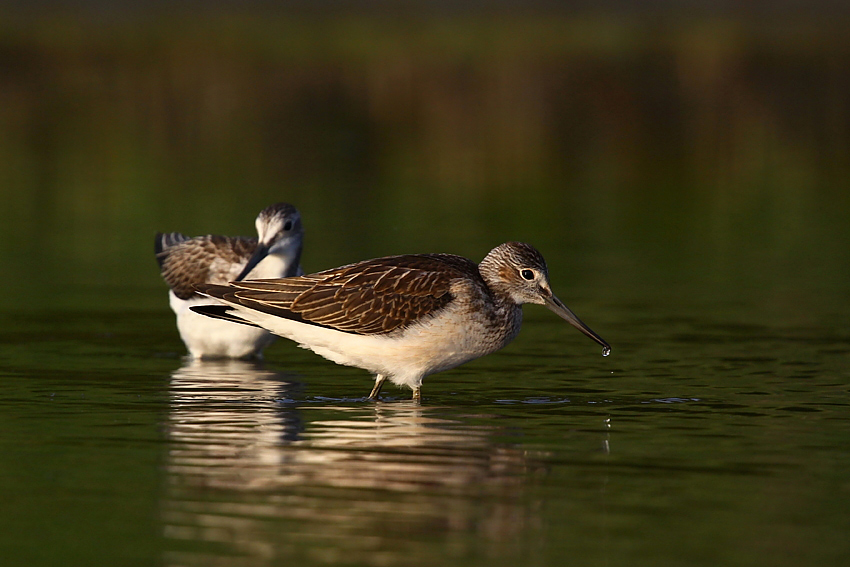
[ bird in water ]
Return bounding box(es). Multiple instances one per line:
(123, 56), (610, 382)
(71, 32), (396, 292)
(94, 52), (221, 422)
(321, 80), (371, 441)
(155, 202), (304, 359)
(191, 241), (609, 400)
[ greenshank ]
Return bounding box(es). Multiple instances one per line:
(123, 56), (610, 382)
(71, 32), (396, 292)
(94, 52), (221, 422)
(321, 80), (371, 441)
(192, 241), (609, 399)
(155, 203), (304, 359)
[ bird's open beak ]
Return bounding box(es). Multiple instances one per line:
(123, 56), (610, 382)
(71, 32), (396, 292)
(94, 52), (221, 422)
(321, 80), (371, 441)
(234, 243), (270, 281)
(544, 294), (611, 356)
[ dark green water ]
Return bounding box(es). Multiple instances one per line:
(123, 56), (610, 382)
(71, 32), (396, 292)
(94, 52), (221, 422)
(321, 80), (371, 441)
(2, 8), (850, 567)
(2, 299), (849, 566)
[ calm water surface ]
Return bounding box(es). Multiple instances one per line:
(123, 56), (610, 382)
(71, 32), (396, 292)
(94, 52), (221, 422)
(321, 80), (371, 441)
(1, 291), (847, 567)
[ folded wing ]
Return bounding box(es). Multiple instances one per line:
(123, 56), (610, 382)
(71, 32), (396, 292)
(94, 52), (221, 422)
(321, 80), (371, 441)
(194, 254), (477, 335)
(155, 234), (258, 299)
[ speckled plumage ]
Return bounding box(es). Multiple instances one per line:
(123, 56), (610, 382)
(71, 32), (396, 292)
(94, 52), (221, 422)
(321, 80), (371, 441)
(155, 203), (304, 359)
(192, 242), (610, 400)
(198, 253), (487, 334)
(156, 234), (262, 300)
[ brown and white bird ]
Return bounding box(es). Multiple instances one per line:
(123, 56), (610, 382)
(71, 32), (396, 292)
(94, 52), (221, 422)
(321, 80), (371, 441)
(191, 242), (609, 400)
(155, 203), (304, 359)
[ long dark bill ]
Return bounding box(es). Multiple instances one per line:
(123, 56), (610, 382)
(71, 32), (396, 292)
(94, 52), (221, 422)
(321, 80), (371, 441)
(544, 295), (611, 356)
(234, 244), (270, 281)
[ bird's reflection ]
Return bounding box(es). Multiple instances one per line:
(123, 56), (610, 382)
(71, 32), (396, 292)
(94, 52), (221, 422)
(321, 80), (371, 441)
(165, 359), (303, 493)
(163, 359), (545, 566)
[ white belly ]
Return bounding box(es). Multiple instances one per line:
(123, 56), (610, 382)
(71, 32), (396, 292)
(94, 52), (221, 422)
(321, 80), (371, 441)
(170, 292), (277, 359)
(228, 301), (520, 389)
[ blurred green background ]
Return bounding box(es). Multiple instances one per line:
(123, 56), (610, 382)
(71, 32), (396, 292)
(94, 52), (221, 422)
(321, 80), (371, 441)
(1, 3), (848, 325)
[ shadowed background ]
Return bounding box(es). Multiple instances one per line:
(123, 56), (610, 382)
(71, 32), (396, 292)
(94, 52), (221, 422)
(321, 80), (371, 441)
(2, 4), (848, 321)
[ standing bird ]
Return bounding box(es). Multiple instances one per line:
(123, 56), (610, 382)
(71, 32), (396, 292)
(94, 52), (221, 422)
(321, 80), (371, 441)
(191, 242), (609, 399)
(155, 203), (304, 359)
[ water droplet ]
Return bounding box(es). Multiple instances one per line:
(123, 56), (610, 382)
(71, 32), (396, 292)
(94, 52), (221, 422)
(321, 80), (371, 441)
(602, 346), (611, 357)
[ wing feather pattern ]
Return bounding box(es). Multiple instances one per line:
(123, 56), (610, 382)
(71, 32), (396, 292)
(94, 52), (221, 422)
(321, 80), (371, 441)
(155, 234), (258, 299)
(194, 254), (482, 335)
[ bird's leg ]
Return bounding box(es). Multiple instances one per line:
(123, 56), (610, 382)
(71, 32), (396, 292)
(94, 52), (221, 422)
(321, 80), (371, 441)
(368, 374), (387, 400)
(411, 386), (421, 403)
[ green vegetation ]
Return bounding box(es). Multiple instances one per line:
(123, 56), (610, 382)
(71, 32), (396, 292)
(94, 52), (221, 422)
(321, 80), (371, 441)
(0, 11), (848, 317)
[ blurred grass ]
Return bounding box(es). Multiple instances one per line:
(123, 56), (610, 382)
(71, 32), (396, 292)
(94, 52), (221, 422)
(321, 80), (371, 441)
(0, 10), (848, 321)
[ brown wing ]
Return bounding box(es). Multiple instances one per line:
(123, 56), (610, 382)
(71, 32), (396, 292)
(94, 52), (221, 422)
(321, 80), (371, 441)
(195, 254), (480, 335)
(155, 233), (258, 299)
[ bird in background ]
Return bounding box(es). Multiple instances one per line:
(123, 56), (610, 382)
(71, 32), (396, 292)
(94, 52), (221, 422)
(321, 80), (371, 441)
(155, 202), (304, 359)
(191, 241), (610, 400)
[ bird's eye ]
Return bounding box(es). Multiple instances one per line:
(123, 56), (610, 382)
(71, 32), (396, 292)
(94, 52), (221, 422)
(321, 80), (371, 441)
(283, 221), (293, 231)
(520, 269), (535, 281)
